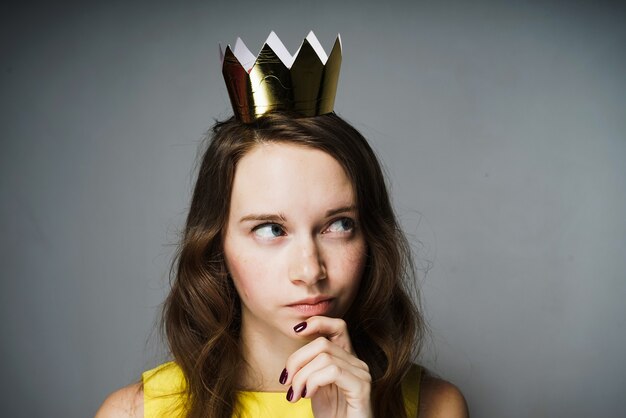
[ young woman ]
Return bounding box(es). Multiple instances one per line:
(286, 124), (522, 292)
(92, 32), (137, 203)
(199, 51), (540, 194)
(96, 112), (468, 418)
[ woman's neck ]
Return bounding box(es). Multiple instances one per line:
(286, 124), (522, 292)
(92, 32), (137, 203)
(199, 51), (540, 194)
(238, 321), (307, 392)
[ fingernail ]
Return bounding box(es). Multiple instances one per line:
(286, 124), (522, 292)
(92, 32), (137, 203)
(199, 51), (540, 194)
(287, 386), (294, 402)
(301, 386), (307, 398)
(293, 321), (307, 333)
(279, 368), (288, 385)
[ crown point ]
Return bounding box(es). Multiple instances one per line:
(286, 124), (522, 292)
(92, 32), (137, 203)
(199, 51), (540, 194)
(304, 31), (327, 63)
(305, 30), (317, 40)
(329, 35), (342, 60)
(232, 37), (255, 71)
(264, 31), (294, 68)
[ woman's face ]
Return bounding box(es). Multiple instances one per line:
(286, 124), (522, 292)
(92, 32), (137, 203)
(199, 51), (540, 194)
(223, 142), (367, 340)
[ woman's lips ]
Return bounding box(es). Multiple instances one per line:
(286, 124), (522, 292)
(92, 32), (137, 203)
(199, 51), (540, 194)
(288, 298), (334, 316)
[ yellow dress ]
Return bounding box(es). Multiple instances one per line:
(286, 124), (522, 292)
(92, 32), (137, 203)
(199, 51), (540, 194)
(142, 361), (422, 418)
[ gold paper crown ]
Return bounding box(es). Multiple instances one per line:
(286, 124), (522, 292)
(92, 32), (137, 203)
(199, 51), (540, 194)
(220, 31), (342, 123)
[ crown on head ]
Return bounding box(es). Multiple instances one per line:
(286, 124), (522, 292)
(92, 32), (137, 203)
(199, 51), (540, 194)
(220, 31), (342, 123)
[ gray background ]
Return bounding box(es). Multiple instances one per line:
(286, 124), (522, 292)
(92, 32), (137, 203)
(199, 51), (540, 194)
(1, 1), (625, 417)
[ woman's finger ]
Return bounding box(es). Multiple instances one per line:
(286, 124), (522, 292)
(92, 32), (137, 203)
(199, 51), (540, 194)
(287, 351), (371, 402)
(299, 363), (372, 409)
(293, 316), (353, 353)
(282, 336), (368, 386)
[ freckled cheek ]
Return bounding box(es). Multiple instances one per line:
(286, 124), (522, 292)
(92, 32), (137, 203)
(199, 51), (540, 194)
(227, 253), (277, 302)
(330, 242), (368, 284)
(225, 253), (249, 299)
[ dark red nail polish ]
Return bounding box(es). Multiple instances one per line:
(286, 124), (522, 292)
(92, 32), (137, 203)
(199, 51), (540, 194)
(293, 321), (307, 333)
(301, 386), (307, 398)
(279, 368), (288, 385)
(287, 386), (294, 401)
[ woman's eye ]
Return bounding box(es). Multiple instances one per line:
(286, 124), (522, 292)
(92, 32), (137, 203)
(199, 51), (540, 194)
(327, 218), (355, 233)
(253, 223), (286, 239)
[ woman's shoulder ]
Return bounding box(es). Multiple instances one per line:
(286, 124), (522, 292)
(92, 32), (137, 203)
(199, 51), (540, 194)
(95, 361), (184, 418)
(94, 382), (144, 418)
(418, 371), (469, 418)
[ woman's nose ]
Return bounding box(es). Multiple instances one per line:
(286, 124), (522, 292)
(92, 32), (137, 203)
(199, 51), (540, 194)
(288, 237), (326, 285)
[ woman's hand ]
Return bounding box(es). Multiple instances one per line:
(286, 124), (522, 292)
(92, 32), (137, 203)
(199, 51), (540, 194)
(280, 316), (372, 418)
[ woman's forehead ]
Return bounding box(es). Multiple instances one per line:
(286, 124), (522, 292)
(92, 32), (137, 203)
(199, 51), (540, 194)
(229, 143), (355, 217)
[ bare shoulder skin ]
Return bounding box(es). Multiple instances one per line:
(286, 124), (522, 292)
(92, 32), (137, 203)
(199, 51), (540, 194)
(419, 375), (469, 418)
(94, 383), (143, 418)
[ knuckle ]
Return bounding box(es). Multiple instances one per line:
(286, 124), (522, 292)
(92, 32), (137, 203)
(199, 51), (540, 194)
(317, 352), (332, 364)
(333, 318), (348, 334)
(315, 336), (331, 349)
(328, 364), (341, 377)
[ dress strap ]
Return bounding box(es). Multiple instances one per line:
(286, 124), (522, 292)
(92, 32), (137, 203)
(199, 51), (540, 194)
(401, 364), (423, 418)
(142, 362), (187, 418)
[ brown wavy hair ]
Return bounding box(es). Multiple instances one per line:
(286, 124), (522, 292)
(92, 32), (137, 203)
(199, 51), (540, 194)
(162, 112), (424, 418)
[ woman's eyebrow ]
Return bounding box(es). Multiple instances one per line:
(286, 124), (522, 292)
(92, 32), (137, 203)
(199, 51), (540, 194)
(239, 213), (287, 223)
(239, 206), (355, 224)
(325, 205), (356, 218)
